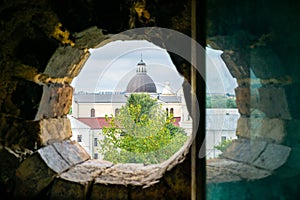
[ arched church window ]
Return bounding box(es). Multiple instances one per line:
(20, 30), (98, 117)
(170, 108), (174, 115)
(91, 108), (95, 117)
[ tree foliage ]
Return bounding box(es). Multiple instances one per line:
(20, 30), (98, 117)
(206, 95), (237, 108)
(214, 138), (234, 152)
(99, 93), (187, 164)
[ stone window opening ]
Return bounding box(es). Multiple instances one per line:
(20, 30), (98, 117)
(70, 39), (191, 166)
(11, 25), (290, 199)
(10, 32), (197, 198)
(2, 1), (298, 199)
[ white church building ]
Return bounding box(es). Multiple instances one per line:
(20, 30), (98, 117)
(69, 58), (238, 159)
(69, 59), (192, 159)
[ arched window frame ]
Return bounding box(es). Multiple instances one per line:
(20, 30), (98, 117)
(91, 108), (95, 117)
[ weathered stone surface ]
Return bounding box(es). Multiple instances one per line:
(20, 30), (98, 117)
(51, 160), (113, 199)
(286, 119), (300, 147)
(39, 117), (72, 144)
(0, 147), (20, 198)
(235, 86), (251, 116)
(44, 46), (90, 78)
(35, 84), (73, 120)
(130, 183), (167, 200)
(38, 145), (70, 173)
(50, 178), (90, 200)
(222, 138), (267, 164)
(91, 184), (129, 200)
(1, 115), (39, 150)
(59, 160), (113, 183)
(14, 153), (57, 199)
(282, 83), (300, 118)
(11, 79), (43, 119)
(249, 47), (286, 79)
(97, 163), (147, 186)
(52, 140), (90, 166)
(207, 158), (271, 183)
(259, 86), (291, 119)
(73, 26), (111, 49)
(220, 50), (250, 79)
(253, 143), (291, 171)
(236, 117), (286, 143)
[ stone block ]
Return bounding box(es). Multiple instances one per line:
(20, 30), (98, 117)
(130, 183), (168, 200)
(276, 148), (300, 178)
(2, 116), (38, 150)
(285, 119), (300, 146)
(221, 51), (250, 79)
(249, 47), (286, 79)
(259, 86), (291, 119)
(58, 160), (113, 183)
(35, 84), (73, 120)
(235, 87), (251, 116)
(11, 79), (43, 119)
(38, 145), (70, 173)
(236, 117), (286, 143)
(73, 26), (110, 49)
(0, 148), (20, 196)
(44, 46), (90, 78)
(39, 116), (72, 145)
(52, 140), (90, 166)
(253, 143), (291, 171)
(222, 138), (267, 164)
(50, 178), (90, 200)
(207, 158), (271, 183)
(90, 183), (128, 200)
(50, 160), (113, 199)
(14, 153), (57, 199)
(282, 83), (300, 118)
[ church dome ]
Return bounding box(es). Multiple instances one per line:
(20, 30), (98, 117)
(126, 59), (157, 93)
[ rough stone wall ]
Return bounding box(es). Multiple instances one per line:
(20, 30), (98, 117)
(1, 0), (300, 199)
(0, 0), (194, 199)
(206, 0), (300, 199)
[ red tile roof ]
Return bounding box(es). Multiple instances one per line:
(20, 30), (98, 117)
(76, 117), (111, 129)
(76, 117), (181, 129)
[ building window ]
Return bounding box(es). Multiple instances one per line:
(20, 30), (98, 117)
(221, 136), (227, 142)
(77, 135), (82, 142)
(115, 108), (120, 116)
(166, 108), (169, 116)
(94, 138), (98, 146)
(170, 108), (174, 115)
(91, 108), (95, 117)
(94, 153), (98, 159)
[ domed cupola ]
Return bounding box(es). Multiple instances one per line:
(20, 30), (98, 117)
(126, 58), (157, 93)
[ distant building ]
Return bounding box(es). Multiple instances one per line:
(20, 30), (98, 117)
(69, 58), (238, 159)
(206, 108), (239, 158)
(69, 58), (192, 158)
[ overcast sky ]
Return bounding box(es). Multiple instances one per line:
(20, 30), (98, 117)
(71, 40), (237, 94)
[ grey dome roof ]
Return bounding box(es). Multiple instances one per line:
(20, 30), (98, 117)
(126, 59), (157, 93)
(126, 73), (157, 93)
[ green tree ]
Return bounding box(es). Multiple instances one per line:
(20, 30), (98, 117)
(99, 93), (187, 164)
(214, 138), (233, 153)
(226, 98), (237, 108)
